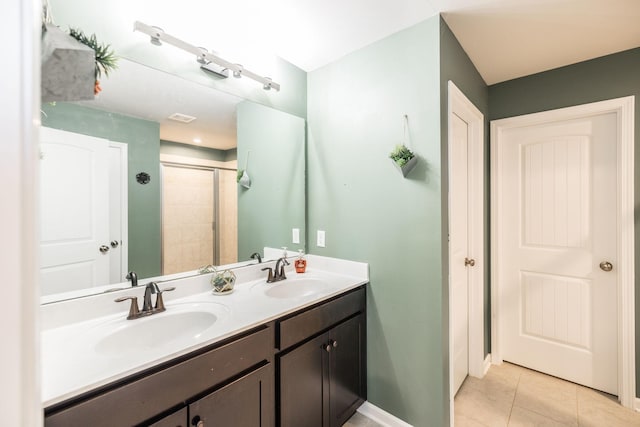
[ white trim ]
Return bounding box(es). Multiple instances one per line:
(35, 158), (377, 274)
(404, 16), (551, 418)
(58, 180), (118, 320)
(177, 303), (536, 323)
(109, 142), (129, 279)
(635, 397), (640, 412)
(1, 0), (40, 425)
(159, 153), (237, 170)
(483, 353), (492, 375)
(357, 402), (413, 427)
(490, 96), (635, 408)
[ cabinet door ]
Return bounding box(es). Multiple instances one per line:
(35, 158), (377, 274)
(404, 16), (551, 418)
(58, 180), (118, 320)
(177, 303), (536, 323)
(149, 408), (188, 427)
(189, 364), (273, 427)
(329, 314), (366, 427)
(279, 333), (329, 427)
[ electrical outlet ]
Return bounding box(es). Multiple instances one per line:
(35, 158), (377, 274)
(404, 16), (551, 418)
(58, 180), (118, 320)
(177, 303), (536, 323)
(292, 228), (300, 244)
(317, 230), (326, 247)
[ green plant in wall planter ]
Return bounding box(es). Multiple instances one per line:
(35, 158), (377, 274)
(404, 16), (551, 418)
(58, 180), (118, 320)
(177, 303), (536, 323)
(68, 27), (118, 95)
(389, 144), (417, 177)
(389, 114), (417, 177)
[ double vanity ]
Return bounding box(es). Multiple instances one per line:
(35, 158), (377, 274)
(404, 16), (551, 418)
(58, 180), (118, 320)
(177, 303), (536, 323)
(42, 254), (369, 427)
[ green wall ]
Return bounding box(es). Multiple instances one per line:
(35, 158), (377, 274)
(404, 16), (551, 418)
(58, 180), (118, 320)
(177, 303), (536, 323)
(439, 18), (491, 357)
(308, 16), (447, 426)
(41, 103), (162, 279)
(236, 101), (306, 260)
(489, 47), (640, 395)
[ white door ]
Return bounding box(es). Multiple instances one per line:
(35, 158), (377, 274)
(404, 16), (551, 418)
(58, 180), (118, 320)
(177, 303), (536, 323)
(40, 127), (110, 295)
(450, 113), (470, 395)
(497, 113), (618, 394)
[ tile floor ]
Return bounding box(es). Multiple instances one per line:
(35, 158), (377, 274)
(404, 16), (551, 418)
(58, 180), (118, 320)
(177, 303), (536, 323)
(344, 362), (640, 426)
(344, 411), (384, 427)
(455, 362), (640, 427)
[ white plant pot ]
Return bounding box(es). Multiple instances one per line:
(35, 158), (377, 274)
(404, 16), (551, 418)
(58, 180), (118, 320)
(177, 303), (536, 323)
(392, 156), (417, 177)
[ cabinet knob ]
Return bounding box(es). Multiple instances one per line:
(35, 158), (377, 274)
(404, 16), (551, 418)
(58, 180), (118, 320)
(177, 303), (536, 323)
(191, 415), (204, 427)
(331, 339), (338, 348)
(324, 343), (332, 352)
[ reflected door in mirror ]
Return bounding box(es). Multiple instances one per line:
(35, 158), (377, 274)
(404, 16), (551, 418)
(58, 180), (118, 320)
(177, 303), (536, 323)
(40, 127), (128, 295)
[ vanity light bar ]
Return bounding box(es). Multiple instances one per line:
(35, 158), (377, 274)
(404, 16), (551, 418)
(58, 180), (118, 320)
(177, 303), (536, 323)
(133, 21), (280, 91)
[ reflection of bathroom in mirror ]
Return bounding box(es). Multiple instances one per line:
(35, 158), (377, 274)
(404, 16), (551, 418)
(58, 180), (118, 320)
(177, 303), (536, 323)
(40, 58), (306, 301)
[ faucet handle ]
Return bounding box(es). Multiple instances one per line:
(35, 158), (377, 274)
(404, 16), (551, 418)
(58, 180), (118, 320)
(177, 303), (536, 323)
(154, 286), (176, 311)
(115, 296), (140, 320)
(261, 267), (274, 283)
(280, 258), (290, 279)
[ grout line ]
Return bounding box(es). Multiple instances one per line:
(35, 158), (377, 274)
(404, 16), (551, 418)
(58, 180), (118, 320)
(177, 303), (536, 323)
(576, 385), (581, 426)
(506, 368), (522, 426)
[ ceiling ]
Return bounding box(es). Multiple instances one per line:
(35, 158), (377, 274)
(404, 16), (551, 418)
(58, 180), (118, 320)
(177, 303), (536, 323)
(53, 0), (640, 86)
(78, 59), (242, 150)
(271, 0), (640, 84)
(52, 0), (640, 149)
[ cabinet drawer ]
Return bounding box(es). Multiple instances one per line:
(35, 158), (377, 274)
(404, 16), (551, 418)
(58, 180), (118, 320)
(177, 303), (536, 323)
(278, 287), (365, 350)
(45, 324), (273, 427)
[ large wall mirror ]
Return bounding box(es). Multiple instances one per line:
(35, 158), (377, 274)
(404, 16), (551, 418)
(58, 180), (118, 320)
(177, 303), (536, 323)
(40, 57), (305, 302)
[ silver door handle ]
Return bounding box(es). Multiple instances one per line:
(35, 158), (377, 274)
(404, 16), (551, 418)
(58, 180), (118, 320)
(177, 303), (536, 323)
(99, 245), (110, 253)
(110, 240), (119, 248)
(599, 261), (613, 272)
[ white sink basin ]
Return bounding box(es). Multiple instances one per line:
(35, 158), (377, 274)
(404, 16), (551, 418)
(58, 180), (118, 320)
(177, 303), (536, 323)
(254, 277), (330, 299)
(94, 303), (227, 356)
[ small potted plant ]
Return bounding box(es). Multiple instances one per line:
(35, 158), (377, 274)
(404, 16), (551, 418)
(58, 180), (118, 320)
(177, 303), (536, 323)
(389, 144), (417, 177)
(68, 27), (118, 95)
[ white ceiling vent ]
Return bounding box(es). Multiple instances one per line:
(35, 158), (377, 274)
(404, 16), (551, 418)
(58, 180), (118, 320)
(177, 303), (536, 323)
(168, 113), (196, 123)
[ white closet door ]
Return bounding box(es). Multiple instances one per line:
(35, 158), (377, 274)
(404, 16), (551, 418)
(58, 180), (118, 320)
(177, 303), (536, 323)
(451, 113), (470, 395)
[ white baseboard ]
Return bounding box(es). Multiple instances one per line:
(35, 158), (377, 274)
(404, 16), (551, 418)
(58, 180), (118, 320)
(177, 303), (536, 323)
(635, 397), (640, 412)
(483, 354), (492, 375)
(357, 401), (413, 427)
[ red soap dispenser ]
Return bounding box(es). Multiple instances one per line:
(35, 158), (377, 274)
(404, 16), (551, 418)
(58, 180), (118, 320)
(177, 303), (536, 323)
(295, 249), (307, 273)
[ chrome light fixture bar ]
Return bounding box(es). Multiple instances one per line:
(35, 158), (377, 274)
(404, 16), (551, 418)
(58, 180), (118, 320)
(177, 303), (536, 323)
(134, 21), (280, 91)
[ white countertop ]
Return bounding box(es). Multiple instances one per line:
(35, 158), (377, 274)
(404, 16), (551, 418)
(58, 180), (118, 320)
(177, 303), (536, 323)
(41, 254), (368, 407)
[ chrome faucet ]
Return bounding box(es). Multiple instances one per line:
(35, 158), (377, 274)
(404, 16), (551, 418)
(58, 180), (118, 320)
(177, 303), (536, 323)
(126, 271), (138, 287)
(115, 282), (176, 320)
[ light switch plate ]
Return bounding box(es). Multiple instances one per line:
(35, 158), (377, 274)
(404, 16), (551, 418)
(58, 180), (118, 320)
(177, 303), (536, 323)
(292, 228), (300, 244)
(317, 230), (326, 247)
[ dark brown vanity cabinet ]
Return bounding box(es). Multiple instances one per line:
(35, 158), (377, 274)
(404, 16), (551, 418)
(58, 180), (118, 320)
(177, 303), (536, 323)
(45, 324), (274, 427)
(278, 287), (366, 427)
(188, 363), (273, 427)
(44, 285), (366, 427)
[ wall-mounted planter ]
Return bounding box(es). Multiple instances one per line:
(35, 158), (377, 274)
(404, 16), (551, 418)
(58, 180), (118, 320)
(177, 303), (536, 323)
(392, 156), (418, 177)
(41, 24), (95, 102)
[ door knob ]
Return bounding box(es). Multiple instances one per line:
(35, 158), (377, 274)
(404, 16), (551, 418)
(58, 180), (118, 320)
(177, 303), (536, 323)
(99, 245), (110, 253)
(599, 261), (613, 272)
(464, 257), (475, 267)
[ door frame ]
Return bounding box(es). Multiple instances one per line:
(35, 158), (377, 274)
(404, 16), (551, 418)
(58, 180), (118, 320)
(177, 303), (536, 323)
(447, 81), (486, 398)
(490, 96), (635, 408)
(109, 141), (128, 281)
